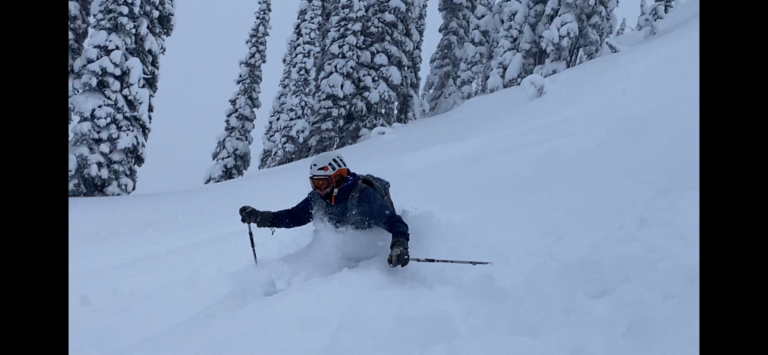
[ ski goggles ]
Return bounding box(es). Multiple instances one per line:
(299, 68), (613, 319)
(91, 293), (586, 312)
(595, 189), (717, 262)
(310, 175), (334, 191)
(309, 170), (347, 191)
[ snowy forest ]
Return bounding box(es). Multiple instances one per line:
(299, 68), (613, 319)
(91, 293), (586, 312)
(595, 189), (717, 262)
(69, 0), (678, 197)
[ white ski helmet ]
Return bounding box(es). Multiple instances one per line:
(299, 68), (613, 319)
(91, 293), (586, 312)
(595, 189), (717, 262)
(309, 151), (348, 176)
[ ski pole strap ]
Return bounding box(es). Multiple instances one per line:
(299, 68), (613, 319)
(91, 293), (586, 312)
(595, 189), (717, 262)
(411, 258), (491, 265)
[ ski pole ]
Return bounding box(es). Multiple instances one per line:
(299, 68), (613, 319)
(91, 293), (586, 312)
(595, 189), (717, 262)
(411, 258), (492, 265)
(247, 223), (258, 265)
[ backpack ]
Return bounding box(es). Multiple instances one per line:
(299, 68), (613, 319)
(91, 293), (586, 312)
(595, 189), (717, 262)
(350, 174), (394, 209)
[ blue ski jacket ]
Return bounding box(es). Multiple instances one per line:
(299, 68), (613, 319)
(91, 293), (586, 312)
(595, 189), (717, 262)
(268, 172), (409, 242)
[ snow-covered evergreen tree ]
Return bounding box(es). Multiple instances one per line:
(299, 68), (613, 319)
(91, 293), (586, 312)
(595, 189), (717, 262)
(460, 0), (497, 98)
(259, 0), (322, 169)
(649, 0), (674, 21)
(422, 0), (472, 116)
(539, 0), (577, 73)
(358, 0), (398, 130)
(303, 0), (368, 156)
(540, 0), (617, 73)
(69, 0), (149, 196)
(638, 0), (673, 37)
(259, 37), (298, 169)
(409, 0), (429, 119)
(317, 0), (339, 77)
(135, 0), (175, 127)
(520, 0), (551, 76)
(583, 0), (618, 62)
(616, 16), (627, 36)
(205, 0), (271, 183)
(456, 0), (477, 100)
(390, 0), (418, 125)
(487, 0), (527, 92)
(362, 0), (416, 127)
(475, 0), (499, 95)
(69, 0), (92, 128)
(636, 0), (652, 31)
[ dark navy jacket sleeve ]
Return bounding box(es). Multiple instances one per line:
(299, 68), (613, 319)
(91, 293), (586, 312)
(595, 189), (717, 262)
(269, 193), (314, 228)
(356, 187), (410, 241)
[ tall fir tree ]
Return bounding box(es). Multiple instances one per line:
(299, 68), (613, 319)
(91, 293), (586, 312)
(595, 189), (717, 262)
(409, 0), (429, 119)
(461, 0), (495, 97)
(422, 0), (472, 116)
(539, 0), (575, 74)
(487, 0), (527, 92)
(649, 0), (674, 21)
(390, 0), (418, 125)
(317, 0), (340, 77)
(69, 0), (92, 127)
(581, 0), (617, 62)
(259, 0), (323, 169)
(69, 0), (149, 196)
(205, 0), (271, 183)
(362, 0), (416, 128)
(520, 0), (550, 76)
(540, 0), (617, 74)
(616, 16), (627, 36)
(638, 0), (673, 37)
(260, 30), (298, 169)
(456, 0), (476, 100)
(355, 0), (394, 133)
(302, 0), (368, 157)
(636, 0), (652, 31)
(662, 0), (675, 16)
(135, 0), (175, 127)
(456, 0), (477, 101)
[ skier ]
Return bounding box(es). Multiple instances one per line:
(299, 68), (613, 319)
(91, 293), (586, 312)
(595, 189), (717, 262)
(239, 151), (411, 267)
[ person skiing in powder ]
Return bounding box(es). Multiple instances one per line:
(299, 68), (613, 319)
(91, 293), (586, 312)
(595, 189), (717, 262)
(239, 151), (411, 267)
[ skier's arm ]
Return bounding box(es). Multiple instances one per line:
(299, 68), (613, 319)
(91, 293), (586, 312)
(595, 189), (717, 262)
(357, 188), (409, 241)
(268, 193), (314, 228)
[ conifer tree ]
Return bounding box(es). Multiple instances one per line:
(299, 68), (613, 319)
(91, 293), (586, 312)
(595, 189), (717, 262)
(205, 0), (271, 183)
(359, 0), (399, 130)
(409, 0), (430, 119)
(303, 0), (368, 156)
(422, 0), (472, 116)
(391, 0), (418, 124)
(519, 0), (550, 77)
(69, 0), (92, 127)
(616, 17), (627, 36)
(540, 0), (617, 72)
(463, 0), (495, 96)
(135, 0), (175, 127)
(637, 0), (652, 31)
(69, 0), (149, 196)
(259, 0), (323, 169)
(487, 0), (527, 92)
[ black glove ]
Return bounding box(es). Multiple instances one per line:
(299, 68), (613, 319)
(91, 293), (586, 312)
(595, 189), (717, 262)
(239, 206), (273, 228)
(388, 238), (410, 268)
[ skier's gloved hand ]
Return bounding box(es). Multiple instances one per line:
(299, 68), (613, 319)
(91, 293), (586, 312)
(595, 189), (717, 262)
(239, 206), (273, 228)
(388, 238), (410, 268)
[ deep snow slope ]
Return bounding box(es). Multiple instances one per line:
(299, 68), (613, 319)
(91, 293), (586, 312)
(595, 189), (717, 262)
(69, 2), (699, 354)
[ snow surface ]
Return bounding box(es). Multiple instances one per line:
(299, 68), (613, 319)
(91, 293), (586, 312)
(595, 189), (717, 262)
(70, 1), (699, 354)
